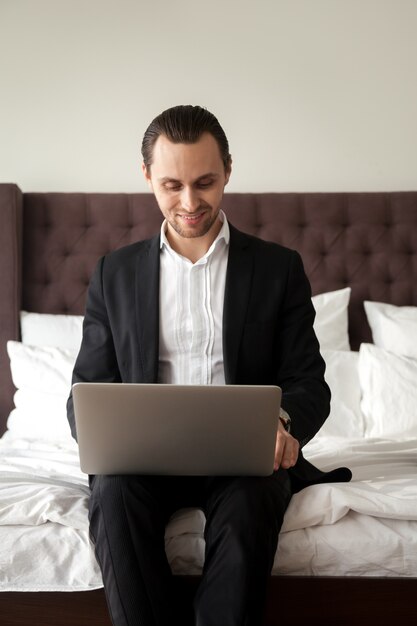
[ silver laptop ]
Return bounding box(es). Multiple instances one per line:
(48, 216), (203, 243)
(72, 383), (281, 476)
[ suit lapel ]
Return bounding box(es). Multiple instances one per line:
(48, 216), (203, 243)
(135, 234), (160, 382)
(223, 225), (254, 383)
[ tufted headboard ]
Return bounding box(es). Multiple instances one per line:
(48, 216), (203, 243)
(1, 183), (417, 433)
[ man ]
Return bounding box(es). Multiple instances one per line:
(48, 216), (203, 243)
(67, 105), (350, 626)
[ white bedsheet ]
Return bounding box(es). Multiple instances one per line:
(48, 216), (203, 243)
(1, 433), (417, 590)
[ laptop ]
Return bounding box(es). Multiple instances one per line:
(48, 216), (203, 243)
(72, 383), (281, 476)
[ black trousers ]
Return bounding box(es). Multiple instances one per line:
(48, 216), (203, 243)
(88, 470), (291, 626)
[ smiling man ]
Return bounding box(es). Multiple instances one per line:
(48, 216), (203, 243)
(67, 105), (350, 626)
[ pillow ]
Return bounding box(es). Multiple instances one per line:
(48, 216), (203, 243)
(315, 349), (364, 439)
(312, 287), (351, 351)
(20, 311), (84, 352)
(358, 343), (417, 440)
(6, 341), (77, 443)
(364, 301), (417, 359)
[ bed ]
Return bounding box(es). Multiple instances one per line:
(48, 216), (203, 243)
(1, 183), (417, 626)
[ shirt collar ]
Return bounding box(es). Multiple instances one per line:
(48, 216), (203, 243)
(159, 210), (230, 255)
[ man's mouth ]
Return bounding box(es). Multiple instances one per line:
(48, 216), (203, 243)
(178, 211), (206, 224)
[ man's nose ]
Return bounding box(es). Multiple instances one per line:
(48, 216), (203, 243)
(180, 187), (200, 212)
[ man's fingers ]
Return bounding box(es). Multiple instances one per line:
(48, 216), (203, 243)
(274, 436), (284, 470)
(281, 442), (298, 469)
(274, 428), (299, 471)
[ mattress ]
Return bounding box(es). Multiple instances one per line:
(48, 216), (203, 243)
(1, 432), (417, 591)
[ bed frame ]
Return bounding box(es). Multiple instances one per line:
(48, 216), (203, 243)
(1, 183), (417, 626)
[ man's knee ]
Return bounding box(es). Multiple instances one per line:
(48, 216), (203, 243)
(89, 474), (171, 538)
(209, 471), (290, 520)
(89, 474), (132, 506)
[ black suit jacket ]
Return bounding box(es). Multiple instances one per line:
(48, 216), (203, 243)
(67, 224), (351, 491)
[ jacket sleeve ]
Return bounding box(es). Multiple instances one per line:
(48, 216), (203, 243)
(66, 256), (121, 441)
(276, 251), (330, 448)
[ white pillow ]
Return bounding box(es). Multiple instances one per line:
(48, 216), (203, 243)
(312, 287), (351, 351)
(358, 343), (417, 440)
(6, 341), (76, 443)
(316, 349), (364, 439)
(364, 301), (417, 359)
(20, 311), (84, 352)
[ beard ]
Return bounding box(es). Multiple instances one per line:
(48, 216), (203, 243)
(168, 205), (221, 239)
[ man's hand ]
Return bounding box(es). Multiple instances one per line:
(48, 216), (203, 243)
(274, 420), (300, 471)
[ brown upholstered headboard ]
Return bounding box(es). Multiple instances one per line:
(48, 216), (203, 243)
(1, 183), (417, 433)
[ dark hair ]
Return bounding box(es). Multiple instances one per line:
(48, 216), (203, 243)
(141, 105), (231, 172)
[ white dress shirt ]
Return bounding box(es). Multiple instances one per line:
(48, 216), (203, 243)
(158, 211), (230, 385)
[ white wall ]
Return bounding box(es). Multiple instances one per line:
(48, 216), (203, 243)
(1, 0), (417, 193)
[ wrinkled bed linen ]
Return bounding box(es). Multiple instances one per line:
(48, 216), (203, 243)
(1, 433), (417, 590)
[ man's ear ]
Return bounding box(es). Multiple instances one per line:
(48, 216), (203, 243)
(224, 157), (232, 186)
(141, 162), (153, 190)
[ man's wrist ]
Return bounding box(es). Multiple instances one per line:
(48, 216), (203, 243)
(279, 408), (291, 433)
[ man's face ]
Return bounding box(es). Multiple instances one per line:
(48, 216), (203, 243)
(142, 132), (231, 241)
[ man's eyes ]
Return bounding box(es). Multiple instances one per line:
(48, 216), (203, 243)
(197, 180), (214, 188)
(163, 180), (214, 192)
